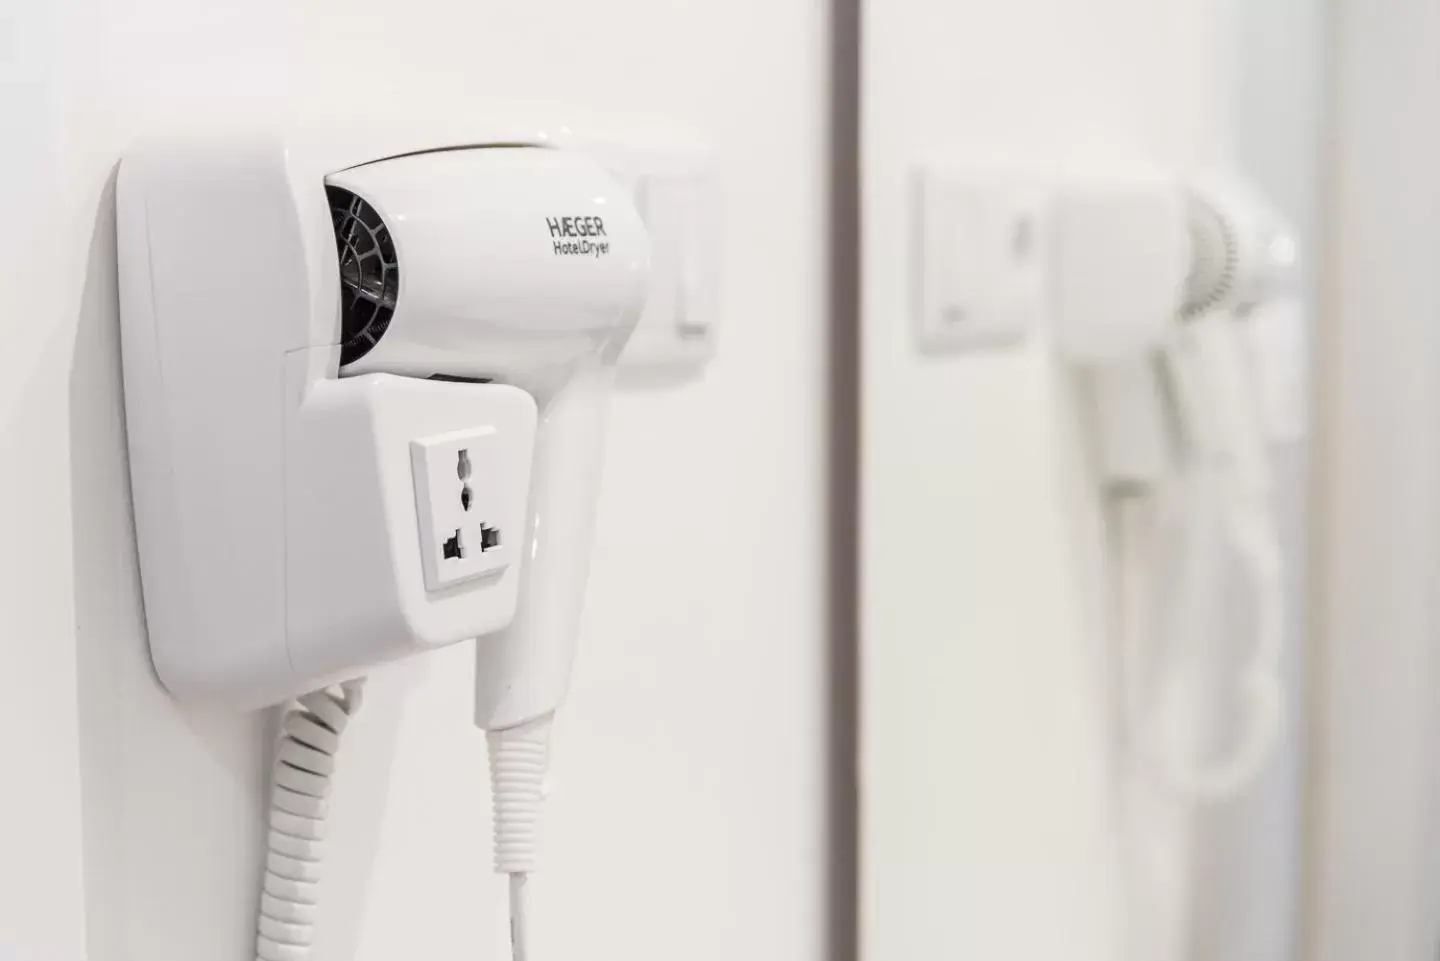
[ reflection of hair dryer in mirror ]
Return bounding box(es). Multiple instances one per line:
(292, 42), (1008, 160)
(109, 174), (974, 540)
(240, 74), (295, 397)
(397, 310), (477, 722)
(1140, 178), (1301, 801)
(1089, 176), (1302, 802)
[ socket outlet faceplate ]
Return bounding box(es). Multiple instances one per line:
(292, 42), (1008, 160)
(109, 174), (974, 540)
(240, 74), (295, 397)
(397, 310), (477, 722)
(914, 168), (1050, 353)
(411, 426), (529, 591)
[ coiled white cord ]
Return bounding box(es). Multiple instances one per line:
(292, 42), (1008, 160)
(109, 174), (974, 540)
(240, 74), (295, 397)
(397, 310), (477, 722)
(487, 713), (553, 961)
(1117, 483), (1285, 802)
(250, 684), (549, 961)
(254, 679), (365, 961)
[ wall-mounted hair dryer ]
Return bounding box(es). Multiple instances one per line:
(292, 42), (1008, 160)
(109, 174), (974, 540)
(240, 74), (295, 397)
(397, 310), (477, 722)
(118, 126), (651, 961)
(1082, 174), (1301, 961)
(1082, 176), (1299, 802)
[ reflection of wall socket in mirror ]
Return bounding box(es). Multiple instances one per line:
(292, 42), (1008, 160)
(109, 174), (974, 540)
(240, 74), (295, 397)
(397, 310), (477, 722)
(411, 422), (533, 592)
(914, 167), (1050, 353)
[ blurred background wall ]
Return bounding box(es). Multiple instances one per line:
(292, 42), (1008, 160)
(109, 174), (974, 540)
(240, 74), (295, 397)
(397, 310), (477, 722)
(1311, 1), (1440, 957)
(0, 2), (831, 959)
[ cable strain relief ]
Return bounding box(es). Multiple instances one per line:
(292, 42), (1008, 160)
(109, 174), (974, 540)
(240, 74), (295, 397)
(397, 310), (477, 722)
(487, 712), (553, 875)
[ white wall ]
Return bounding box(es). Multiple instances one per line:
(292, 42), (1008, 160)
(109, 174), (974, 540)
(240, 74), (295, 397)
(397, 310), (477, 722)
(1309, 2), (1440, 957)
(0, 2), (88, 956)
(0, 2), (830, 959)
(860, 3), (1234, 960)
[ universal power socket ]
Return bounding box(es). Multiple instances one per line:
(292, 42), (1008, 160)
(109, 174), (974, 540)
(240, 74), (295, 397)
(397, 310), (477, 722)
(412, 421), (534, 592)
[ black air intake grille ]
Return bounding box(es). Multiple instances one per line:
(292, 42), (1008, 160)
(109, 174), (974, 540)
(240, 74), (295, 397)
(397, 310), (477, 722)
(327, 186), (399, 366)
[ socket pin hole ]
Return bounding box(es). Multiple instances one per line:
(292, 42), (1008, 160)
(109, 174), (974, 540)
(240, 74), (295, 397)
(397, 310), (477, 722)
(457, 450), (472, 480)
(481, 524), (501, 552)
(461, 485), (473, 511)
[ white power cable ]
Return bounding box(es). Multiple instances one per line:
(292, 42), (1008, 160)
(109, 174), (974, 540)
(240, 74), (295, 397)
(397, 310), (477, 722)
(1113, 476), (1287, 961)
(487, 713), (553, 961)
(254, 679), (365, 961)
(1116, 478), (1286, 803)
(508, 873), (532, 961)
(250, 684), (551, 961)
(1209, 498), (1287, 792)
(1098, 304), (1287, 804)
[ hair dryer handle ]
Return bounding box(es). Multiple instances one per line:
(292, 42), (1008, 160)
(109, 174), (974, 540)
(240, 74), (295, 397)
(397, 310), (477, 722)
(474, 360), (616, 731)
